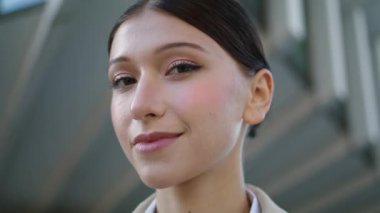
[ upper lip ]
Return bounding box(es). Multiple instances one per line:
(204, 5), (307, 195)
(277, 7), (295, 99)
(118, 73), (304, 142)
(133, 132), (183, 145)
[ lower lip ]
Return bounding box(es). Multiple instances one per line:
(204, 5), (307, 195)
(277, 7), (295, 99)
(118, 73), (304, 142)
(134, 136), (179, 153)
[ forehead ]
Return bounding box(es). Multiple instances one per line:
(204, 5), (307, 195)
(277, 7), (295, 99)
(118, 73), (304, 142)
(110, 9), (223, 59)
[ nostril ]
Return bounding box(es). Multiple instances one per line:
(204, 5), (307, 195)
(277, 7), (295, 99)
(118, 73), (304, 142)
(146, 113), (156, 117)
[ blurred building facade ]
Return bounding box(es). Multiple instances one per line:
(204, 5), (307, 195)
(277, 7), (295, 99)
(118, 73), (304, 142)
(0, 0), (379, 212)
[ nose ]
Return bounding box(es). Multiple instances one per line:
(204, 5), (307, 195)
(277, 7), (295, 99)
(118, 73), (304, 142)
(129, 75), (166, 121)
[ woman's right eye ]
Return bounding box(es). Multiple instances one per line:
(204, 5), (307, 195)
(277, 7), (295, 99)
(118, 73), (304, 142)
(112, 76), (137, 89)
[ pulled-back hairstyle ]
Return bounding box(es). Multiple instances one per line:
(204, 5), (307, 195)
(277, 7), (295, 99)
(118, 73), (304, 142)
(108, 0), (270, 136)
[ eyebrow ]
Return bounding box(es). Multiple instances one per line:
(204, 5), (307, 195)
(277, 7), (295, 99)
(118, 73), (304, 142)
(108, 42), (206, 70)
(108, 56), (129, 69)
(154, 42), (207, 54)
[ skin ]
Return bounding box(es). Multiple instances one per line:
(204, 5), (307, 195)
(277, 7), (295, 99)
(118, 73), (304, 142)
(108, 9), (274, 213)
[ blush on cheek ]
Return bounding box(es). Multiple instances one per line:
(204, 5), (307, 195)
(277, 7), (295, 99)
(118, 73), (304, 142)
(175, 80), (231, 113)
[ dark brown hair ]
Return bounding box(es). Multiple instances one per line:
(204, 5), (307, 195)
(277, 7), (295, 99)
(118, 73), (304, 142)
(108, 0), (269, 74)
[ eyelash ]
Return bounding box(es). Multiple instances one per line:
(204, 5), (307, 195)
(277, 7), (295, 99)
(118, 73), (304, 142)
(166, 60), (202, 75)
(112, 75), (136, 89)
(111, 60), (201, 90)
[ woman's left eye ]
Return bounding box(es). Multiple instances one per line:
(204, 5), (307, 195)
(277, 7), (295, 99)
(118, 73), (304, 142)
(166, 61), (201, 75)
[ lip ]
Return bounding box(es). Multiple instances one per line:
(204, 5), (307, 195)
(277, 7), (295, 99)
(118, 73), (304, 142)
(132, 132), (183, 153)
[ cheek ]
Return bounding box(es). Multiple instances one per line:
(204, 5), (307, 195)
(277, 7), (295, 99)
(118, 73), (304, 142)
(170, 77), (243, 144)
(110, 96), (124, 131)
(111, 95), (140, 167)
(111, 96), (132, 147)
(174, 80), (230, 114)
(169, 78), (244, 173)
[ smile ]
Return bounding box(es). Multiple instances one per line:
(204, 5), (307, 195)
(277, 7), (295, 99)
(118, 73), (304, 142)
(133, 132), (183, 153)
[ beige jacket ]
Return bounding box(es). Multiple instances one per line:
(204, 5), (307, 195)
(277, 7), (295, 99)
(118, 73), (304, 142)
(132, 184), (286, 213)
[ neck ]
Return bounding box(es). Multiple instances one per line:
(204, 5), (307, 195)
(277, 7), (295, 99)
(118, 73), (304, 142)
(155, 140), (250, 213)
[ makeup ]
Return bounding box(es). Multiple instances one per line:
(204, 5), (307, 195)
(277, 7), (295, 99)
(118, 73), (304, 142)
(133, 132), (182, 153)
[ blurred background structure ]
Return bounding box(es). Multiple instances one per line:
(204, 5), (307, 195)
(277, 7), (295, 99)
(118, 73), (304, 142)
(0, 0), (380, 212)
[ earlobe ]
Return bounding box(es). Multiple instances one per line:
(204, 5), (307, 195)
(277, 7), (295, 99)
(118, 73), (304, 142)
(243, 69), (274, 125)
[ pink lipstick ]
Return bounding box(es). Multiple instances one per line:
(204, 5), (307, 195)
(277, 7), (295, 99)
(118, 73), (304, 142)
(133, 132), (182, 153)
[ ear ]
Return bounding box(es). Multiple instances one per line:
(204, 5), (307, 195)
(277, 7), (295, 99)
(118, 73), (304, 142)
(243, 69), (274, 125)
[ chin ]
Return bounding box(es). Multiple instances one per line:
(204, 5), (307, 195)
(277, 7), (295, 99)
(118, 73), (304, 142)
(137, 167), (179, 189)
(140, 174), (175, 189)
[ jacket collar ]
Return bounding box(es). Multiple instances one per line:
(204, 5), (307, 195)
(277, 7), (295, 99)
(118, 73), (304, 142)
(132, 184), (286, 213)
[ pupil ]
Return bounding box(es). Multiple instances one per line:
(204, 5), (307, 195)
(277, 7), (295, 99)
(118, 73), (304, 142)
(122, 78), (135, 85)
(178, 64), (192, 72)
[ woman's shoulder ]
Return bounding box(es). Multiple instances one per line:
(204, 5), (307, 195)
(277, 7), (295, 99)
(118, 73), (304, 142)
(246, 184), (287, 213)
(132, 193), (155, 213)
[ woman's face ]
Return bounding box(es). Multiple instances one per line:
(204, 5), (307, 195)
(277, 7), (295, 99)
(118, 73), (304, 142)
(108, 9), (252, 188)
